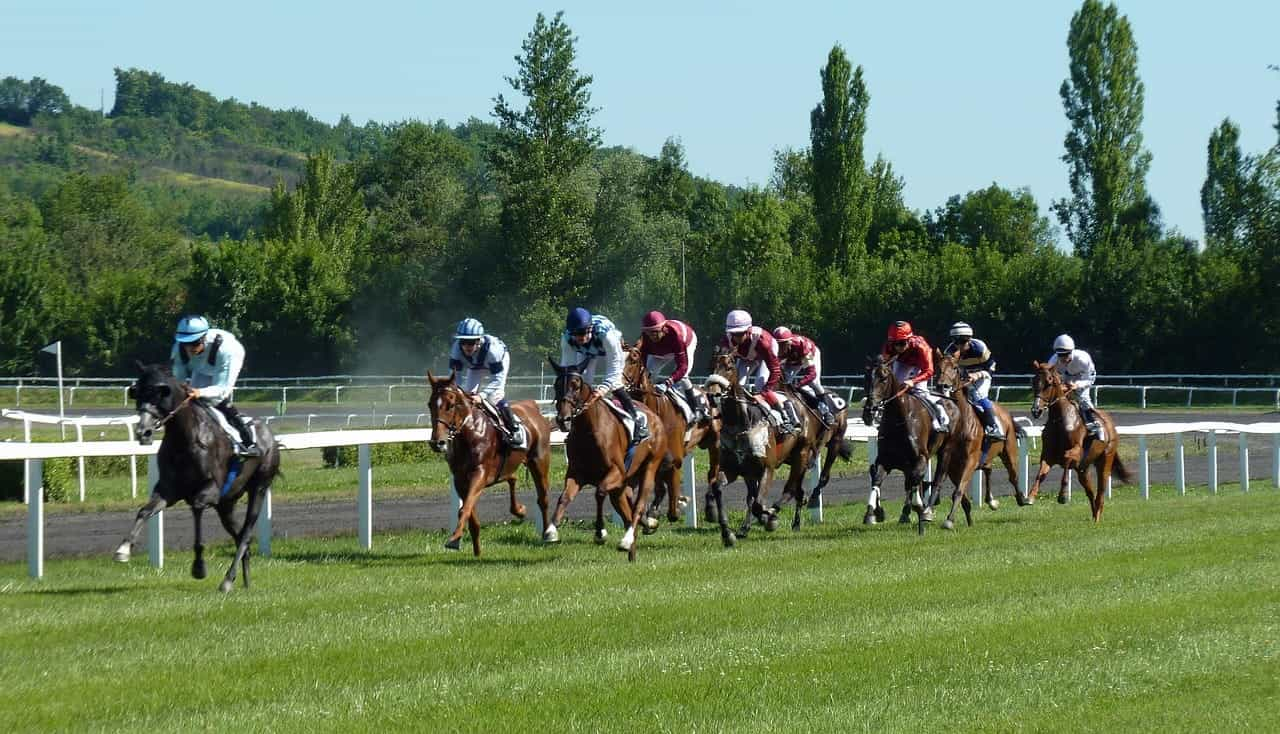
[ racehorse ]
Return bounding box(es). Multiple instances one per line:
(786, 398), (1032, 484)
(930, 350), (1023, 530)
(783, 383), (852, 504)
(622, 342), (720, 528)
(1028, 361), (1130, 521)
(704, 349), (822, 543)
(861, 354), (940, 535)
(113, 362), (280, 592)
(543, 359), (668, 561)
(427, 371), (553, 556)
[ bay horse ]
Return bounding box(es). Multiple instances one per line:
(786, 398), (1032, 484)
(114, 362), (280, 592)
(930, 350), (1022, 530)
(543, 359), (668, 561)
(427, 371), (553, 556)
(783, 383), (852, 503)
(862, 354), (940, 535)
(622, 342), (720, 528)
(1029, 361), (1130, 521)
(706, 351), (822, 543)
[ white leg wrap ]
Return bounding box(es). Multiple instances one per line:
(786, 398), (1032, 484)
(618, 527), (635, 551)
(867, 486), (881, 507)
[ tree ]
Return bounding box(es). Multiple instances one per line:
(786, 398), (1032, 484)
(925, 184), (1055, 256)
(0, 76), (70, 125)
(1201, 119), (1249, 248)
(641, 138), (694, 218)
(489, 11), (601, 340)
(1053, 0), (1155, 257)
(810, 44), (871, 270)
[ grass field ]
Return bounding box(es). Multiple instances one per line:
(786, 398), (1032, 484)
(1, 488), (1276, 732)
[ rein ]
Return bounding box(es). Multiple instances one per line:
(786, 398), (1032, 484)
(152, 392), (196, 430)
(433, 387), (479, 441)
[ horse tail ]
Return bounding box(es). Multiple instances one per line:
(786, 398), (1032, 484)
(1111, 453), (1132, 484)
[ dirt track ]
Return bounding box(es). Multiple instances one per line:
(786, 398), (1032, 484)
(2, 409), (1275, 562)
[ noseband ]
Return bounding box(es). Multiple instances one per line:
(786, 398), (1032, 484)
(141, 391), (195, 431)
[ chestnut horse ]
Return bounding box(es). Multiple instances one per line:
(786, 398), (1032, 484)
(785, 383), (853, 503)
(1028, 361), (1130, 521)
(930, 350), (1022, 530)
(114, 363), (280, 592)
(705, 350), (822, 544)
(861, 354), (940, 535)
(543, 360), (668, 561)
(427, 371), (553, 556)
(622, 342), (720, 527)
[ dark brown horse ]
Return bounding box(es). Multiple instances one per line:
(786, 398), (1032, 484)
(427, 371), (553, 556)
(114, 362), (280, 592)
(861, 354), (939, 534)
(930, 350), (1022, 530)
(1028, 361), (1131, 521)
(622, 342), (720, 528)
(543, 360), (668, 561)
(784, 383), (853, 503)
(705, 350), (823, 543)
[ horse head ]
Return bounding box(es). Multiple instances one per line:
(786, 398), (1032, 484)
(548, 355), (594, 432)
(934, 348), (964, 399)
(862, 355), (896, 426)
(621, 341), (652, 396)
(1030, 360), (1064, 419)
(129, 360), (184, 445)
(427, 369), (470, 452)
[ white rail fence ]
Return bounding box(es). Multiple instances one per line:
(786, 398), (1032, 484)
(4, 413), (1279, 580)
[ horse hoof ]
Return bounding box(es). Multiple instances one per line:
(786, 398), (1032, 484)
(898, 512), (912, 525)
(922, 507), (935, 523)
(764, 515), (779, 532)
(863, 510), (879, 525)
(542, 524), (560, 544)
(677, 495), (690, 510)
(874, 506), (886, 522)
(191, 560), (207, 580)
(444, 538), (461, 551)
(1057, 494), (1069, 505)
(617, 535), (634, 552)
(511, 504), (527, 521)
(721, 532), (737, 548)
(704, 506), (719, 524)
(986, 498), (1000, 511)
(942, 519), (955, 531)
(112, 548), (130, 563)
(594, 529), (609, 545)
(218, 579), (234, 594)
(642, 518), (659, 536)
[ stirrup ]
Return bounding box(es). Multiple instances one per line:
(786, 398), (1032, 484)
(237, 442), (263, 458)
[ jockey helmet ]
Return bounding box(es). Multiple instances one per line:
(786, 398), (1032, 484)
(949, 322), (974, 338)
(1053, 334), (1075, 354)
(566, 307), (593, 334)
(772, 326), (794, 342)
(454, 318), (484, 340)
(725, 309), (753, 334)
(175, 315), (210, 344)
(641, 310), (667, 332)
(887, 321), (913, 341)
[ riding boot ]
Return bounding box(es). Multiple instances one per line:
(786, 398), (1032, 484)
(685, 385), (708, 424)
(615, 389), (649, 441)
(781, 400), (802, 435)
(498, 400), (527, 450)
(1081, 407), (1103, 438)
(927, 396), (950, 434)
(815, 392), (835, 427)
(977, 399), (1004, 439)
(219, 402), (262, 458)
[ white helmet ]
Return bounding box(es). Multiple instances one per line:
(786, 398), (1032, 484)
(949, 322), (974, 338)
(725, 309), (753, 334)
(1053, 334), (1075, 354)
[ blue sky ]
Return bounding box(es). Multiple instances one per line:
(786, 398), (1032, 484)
(3, 0), (1277, 243)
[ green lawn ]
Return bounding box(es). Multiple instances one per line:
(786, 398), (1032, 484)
(1, 489), (1276, 732)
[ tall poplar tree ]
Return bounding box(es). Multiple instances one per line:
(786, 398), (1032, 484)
(810, 44), (870, 270)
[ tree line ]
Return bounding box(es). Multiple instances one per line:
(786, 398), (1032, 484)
(1, 1), (1277, 378)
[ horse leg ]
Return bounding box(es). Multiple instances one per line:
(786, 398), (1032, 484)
(910, 456), (930, 535)
(703, 443), (722, 522)
(761, 465), (781, 532)
(507, 477), (527, 521)
(711, 478), (735, 548)
(1058, 462), (1073, 505)
(737, 475), (760, 539)
(628, 462), (662, 562)
(595, 486), (610, 544)
(786, 449), (812, 531)
(219, 485), (266, 592)
(1093, 455), (1112, 522)
(667, 456), (684, 523)
(113, 487), (171, 562)
(528, 451), (553, 537)
(863, 461), (886, 525)
(445, 472), (482, 553)
(1000, 440), (1021, 505)
(981, 466), (999, 510)
(190, 504), (208, 580)
(1077, 461), (1099, 522)
(1028, 458), (1051, 504)
(545, 475), (583, 543)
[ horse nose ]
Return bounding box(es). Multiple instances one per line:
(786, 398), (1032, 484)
(429, 440), (446, 452)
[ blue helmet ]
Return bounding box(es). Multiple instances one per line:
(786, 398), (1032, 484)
(454, 317), (485, 340)
(566, 307), (592, 334)
(175, 315), (210, 344)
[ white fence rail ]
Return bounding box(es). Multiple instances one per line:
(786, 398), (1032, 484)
(4, 412), (1279, 580)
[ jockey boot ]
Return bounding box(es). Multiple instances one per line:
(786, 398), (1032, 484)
(685, 385), (709, 424)
(1081, 407), (1103, 439)
(781, 400), (802, 435)
(220, 402), (262, 458)
(615, 389), (649, 442)
(498, 400), (528, 450)
(977, 401), (1005, 439)
(815, 392), (835, 427)
(928, 397), (950, 434)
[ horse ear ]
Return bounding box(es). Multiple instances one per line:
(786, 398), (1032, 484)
(447, 369), (456, 384)
(135, 359), (147, 373)
(1031, 360), (1041, 369)
(546, 355), (563, 375)
(934, 347), (943, 360)
(426, 369), (435, 383)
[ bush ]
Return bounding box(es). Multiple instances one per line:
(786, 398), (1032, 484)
(320, 441), (437, 468)
(0, 457), (74, 502)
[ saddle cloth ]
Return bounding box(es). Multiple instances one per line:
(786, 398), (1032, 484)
(601, 396), (647, 445)
(197, 402), (248, 449)
(655, 383), (695, 425)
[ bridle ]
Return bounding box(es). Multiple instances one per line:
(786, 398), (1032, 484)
(432, 384), (476, 442)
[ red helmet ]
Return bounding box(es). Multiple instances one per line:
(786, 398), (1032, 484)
(641, 310), (667, 331)
(772, 326), (793, 342)
(887, 321), (914, 341)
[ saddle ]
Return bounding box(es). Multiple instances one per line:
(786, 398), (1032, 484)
(476, 396), (527, 447)
(601, 396), (648, 445)
(655, 383), (696, 425)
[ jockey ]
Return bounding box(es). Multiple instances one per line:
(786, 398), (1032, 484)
(772, 326), (837, 426)
(943, 322), (1003, 439)
(448, 317), (526, 449)
(719, 309), (800, 434)
(880, 320), (949, 433)
(561, 307), (648, 441)
(638, 310), (710, 424)
(169, 315), (261, 457)
(1047, 334), (1101, 438)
